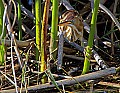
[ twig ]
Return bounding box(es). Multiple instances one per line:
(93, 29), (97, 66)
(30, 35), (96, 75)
(10, 13), (35, 37)
(64, 54), (84, 61)
(6, 0), (22, 68)
(0, 39), (33, 47)
(62, 0), (74, 10)
(65, 38), (107, 69)
(6, 0), (19, 92)
(99, 3), (120, 31)
(0, 67), (116, 93)
(52, 74), (72, 79)
(111, 0), (118, 55)
(98, 81), (120, 88)
(0, 71), (18, 87)
(93, 50), (108, 69)
(57, 30), (64, 70)
(15, 1), (35, 20)
(11, 32), (18, 93)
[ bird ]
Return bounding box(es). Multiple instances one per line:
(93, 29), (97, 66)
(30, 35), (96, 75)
(58, 9), (83, 43)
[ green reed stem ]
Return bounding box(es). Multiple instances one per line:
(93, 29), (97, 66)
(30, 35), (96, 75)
(0, 0), (4, 37)
(0, 0), (5, 65)
(35, 0), (41, 60)
(0, 42), (5, 65)
(17, 0), (22, 40)
(50, 0), (59, 60)
(82, 0), (100, 74)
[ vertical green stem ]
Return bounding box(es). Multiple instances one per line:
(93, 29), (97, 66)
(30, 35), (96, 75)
(50, 0), (58, 60)
(0, 0), (5, 65)
(0, 42), (5, 65)
(0, 0), (4, 36)
(17, 0), (22, 40)
(21, 52), (28, 91)
(35, 0), (41, 60)
(82, 0), (100, 74)
(41, 0), (50, 83)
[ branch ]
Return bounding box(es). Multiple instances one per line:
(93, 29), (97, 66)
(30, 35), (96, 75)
(0, 67), (116, 93)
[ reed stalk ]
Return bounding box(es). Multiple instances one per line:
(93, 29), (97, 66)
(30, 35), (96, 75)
(0, 0), (4, 35)
(21, 52), (28, 92)
(0, 42), (5, 65)
(50, 0), (59, 60)
(35, 0), (41, 60)
(17, 0), (22, 40)
(0, 0), (5, 65)
(82, 0), (100, 74)
(40, 0), (50, 83)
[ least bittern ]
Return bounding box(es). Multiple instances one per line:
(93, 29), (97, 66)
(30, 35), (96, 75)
(59, 10), (83, 43)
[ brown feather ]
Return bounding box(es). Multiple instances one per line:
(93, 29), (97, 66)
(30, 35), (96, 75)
(59, 10), (83, 42)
